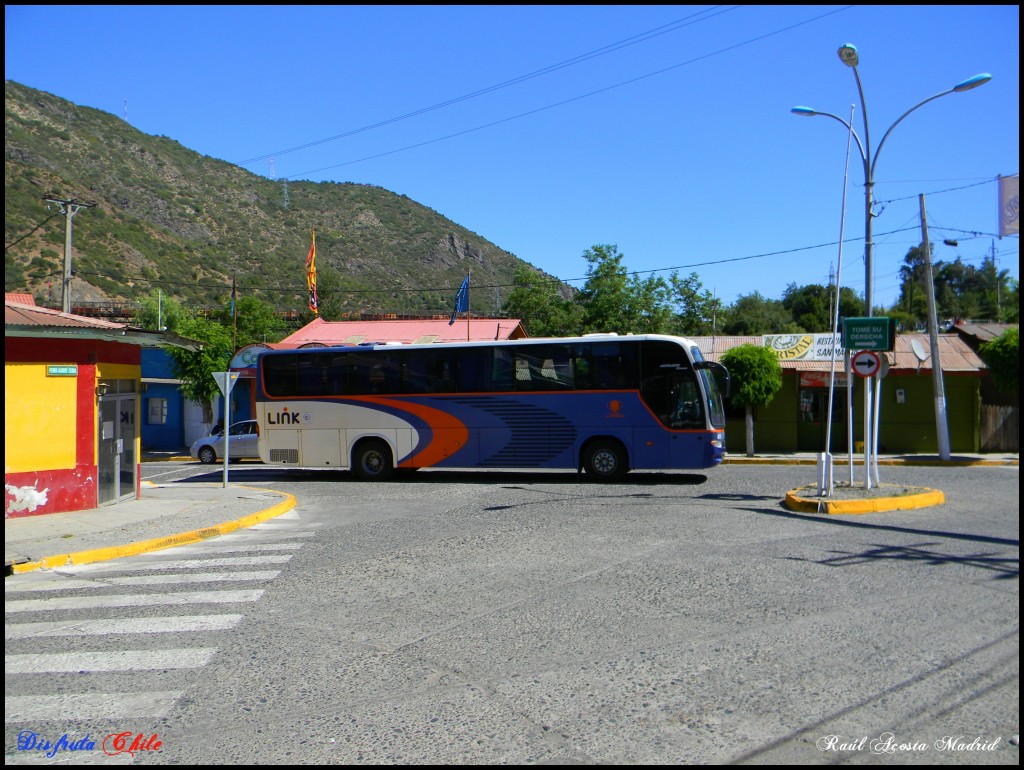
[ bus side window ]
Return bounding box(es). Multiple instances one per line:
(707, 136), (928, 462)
(297, 354), (323, 396)
(327, 354), (347, 395)
(458, 349), (487, 393)
(490, 349), (515, 391)
(514, 358), (532, 388)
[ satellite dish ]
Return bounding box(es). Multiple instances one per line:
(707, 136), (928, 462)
(911, 339), (928, 362)
(910, 338), (928, 375)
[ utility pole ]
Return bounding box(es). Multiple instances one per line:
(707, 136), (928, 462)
(919, 194), (951, 460)
(43, 194), (95, 313)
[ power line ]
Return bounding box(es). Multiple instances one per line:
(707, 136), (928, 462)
(282, 6), (855, 180)
(236, 6), (740, 167)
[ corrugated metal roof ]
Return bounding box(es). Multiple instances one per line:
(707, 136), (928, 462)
(5, 300), (203, 350)
(280, 317), (528, 345)
(5, 300), (127, 330)
(4, 293), (35, 306)
(691, 334), (985, 373)
(953, 322), (1017, 344)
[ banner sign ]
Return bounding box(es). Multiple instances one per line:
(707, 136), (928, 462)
(229, 343), (272, 376)
(762, 334), (844, 361)
(999, 174), (1019, 238)
(800, 372), (849, 388)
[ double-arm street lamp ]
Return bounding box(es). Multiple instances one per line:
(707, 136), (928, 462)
(792, 44), (991, 318)
(791, 44), (990, 482)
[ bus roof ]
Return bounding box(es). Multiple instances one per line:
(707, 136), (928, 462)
(257, 333), (702, 357)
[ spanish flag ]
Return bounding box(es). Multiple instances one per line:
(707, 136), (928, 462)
(306, 228), (319, 314)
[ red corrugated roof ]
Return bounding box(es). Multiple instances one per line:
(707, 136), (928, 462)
(280, 317), (527, 345)
(4, 293), (35, 306)
(691, 334), (984, 373)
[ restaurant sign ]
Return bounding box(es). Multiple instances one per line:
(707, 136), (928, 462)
(762, 334), (844, 362)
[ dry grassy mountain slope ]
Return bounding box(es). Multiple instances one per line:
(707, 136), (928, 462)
(5, 80), (553, 317)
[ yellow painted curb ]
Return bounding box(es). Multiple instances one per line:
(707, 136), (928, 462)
(785, 485), (944, 515)
(11, 486), (296, 575)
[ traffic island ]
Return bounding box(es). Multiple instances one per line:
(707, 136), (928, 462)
(785, 483), (945, 515)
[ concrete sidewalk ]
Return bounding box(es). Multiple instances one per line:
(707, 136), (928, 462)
(5, 480), (295, 575)
(5, 452), (1015, 576)
(723, 451), (1019, 466)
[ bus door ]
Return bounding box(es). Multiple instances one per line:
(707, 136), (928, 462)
(636, 370), (706, 470)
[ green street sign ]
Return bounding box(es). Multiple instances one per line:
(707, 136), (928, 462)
(842, 317), (894, 352)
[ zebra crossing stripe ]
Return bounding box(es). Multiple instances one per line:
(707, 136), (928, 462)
(64, 555), (294, 572)
(6, 648), (218, 673)
(5, 691), (183, 722)
(5, 589), (264, 613)
(141, 542), (304, 555)
(5, 614), (244, 639)
(5, 571), (282, 591)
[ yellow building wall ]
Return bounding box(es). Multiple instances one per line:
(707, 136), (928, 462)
(4, 362), (77, 473)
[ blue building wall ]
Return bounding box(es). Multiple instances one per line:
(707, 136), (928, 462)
(141, 349), (186, 451)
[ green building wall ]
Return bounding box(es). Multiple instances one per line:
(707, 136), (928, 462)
(724, 371), (981, 455)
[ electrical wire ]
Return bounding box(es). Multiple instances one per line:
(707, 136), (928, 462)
(235, 6), (740, 167)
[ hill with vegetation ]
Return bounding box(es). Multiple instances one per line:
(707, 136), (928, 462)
(5, 79), (554, 318)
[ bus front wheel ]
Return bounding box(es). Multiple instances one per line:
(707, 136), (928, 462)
(352, 440), (394, 481)
(582, 439), (628, 482)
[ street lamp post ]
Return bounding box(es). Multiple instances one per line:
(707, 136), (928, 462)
(792, 45), (990, 483)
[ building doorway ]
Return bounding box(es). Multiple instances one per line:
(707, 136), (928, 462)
(797, 373), (848, 453)
(97, 381), (137, 505)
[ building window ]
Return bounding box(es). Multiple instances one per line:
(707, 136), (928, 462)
(147, 397), (168, 425)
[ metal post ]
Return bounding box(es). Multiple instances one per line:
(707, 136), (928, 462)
(919, 194), (951, 460)
(222, 393), (231, 488)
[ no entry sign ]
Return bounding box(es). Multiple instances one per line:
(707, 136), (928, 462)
(851, 350), (881, 378)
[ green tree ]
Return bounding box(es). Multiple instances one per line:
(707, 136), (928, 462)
(897, 245), (930, 323)
(720, 344), (783, 457)
(133, 291), (186, 332)
(781, 283), (864, 332)
(978, 327), (1019, 397)
(975, 255), (1016, 322)
(575, 244), (672, 334)
(502, 265), (583, 337)
(667, 272), (720, 335)
(212, 294), (288, 347)
(722, 292), (800, 335)
(1002, 279), (1020, 323)
(165, 313), (234, 423)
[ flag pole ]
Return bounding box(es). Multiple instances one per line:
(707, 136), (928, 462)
(466, 270), (471, 341)
(306, 228), (318, 316)
(231, 273), (237, 353)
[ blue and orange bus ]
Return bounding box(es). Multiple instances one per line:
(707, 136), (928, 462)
(255, 334), (729, 482)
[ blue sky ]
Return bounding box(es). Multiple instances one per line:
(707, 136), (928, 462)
(5, 5), (1019, 311)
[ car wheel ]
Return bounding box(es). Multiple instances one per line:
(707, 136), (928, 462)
(582, 439), (628, 482)
(198, 446), (217, 464)
(352, 439), (394, 481)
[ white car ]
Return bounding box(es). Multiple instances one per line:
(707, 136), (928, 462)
(190, 420), (260, 464)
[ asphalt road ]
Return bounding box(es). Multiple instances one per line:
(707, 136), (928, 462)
(6, 463), (1019, 765)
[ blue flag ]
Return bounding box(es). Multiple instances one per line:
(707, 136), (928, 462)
(449, 275), (469, 325)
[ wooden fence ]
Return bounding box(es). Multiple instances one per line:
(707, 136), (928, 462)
(980, 405), (1019, 452)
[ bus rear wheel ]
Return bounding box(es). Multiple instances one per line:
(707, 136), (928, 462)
(352, 439), (394, 481)
(582, 439), (628, 482)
